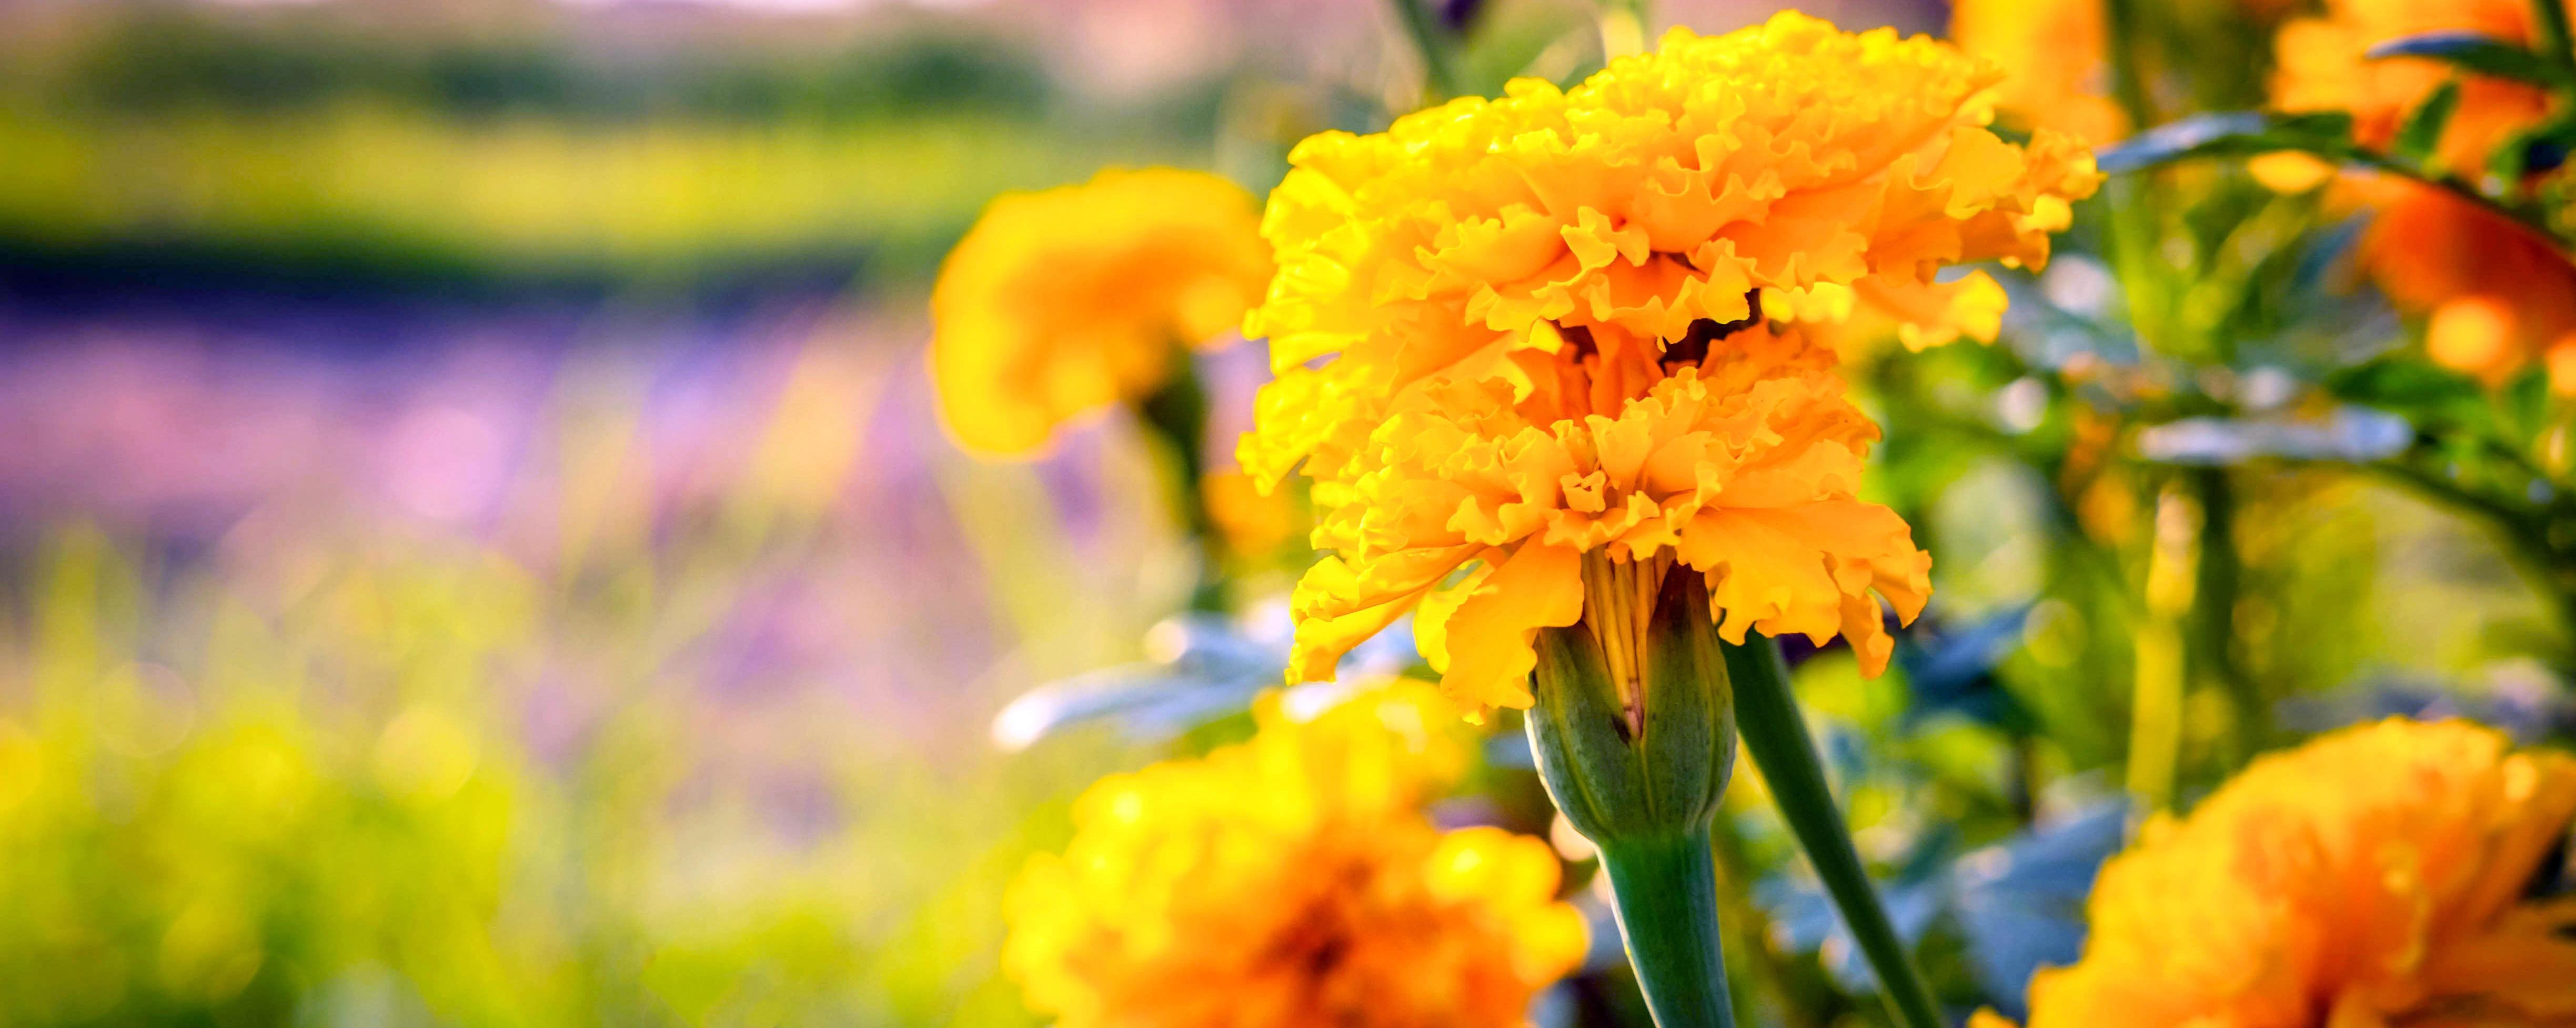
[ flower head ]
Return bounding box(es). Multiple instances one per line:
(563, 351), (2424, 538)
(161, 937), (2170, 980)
(1247, 14), (2079, 711)
(1983, 717), (2576, 1028)
(1004, 683), (1587, 1028)
(2271, 0), (2576, 390)
(931, 167), (1272, 456)
(2361, 185), (2576, 390)
(1949, 0), (2126, 144)
(1289, 326), (1931, 711)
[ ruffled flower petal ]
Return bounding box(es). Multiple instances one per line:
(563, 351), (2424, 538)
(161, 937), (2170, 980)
(1999, 718), (2576, 1028)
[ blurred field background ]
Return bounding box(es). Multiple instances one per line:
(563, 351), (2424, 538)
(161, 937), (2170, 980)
(0, 0), (2560, 1025)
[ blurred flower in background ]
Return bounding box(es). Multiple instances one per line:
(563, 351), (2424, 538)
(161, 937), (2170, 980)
(929, 167), (1271, 457)
(1980, 718), (2576, 1028)
(1003, 683), (1587, 1028)
(2271, 0), (2576, 391)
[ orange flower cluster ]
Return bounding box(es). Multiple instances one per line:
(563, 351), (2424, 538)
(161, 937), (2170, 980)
(1978, 718), (2576, 1028)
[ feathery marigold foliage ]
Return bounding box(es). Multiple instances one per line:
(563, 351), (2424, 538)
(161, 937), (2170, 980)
(2272, 0), (2576, 391)
(930, 167), (1272, 456)
(1245, 12), (2092, 712)
(1976, 718), (2576, 1028)
(1003, 683), (1587, 1028)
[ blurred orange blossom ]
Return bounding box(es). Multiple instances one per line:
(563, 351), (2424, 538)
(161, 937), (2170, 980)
(1974, 717), (2576, 1028)
(1003, 683), (1586, 1028)
(930, 167), (1272, 456)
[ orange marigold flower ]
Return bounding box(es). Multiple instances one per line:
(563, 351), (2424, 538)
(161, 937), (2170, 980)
(930, 167), (1272, 456)
(2363, 186), (2576, 390)
(1949, 0), (2126, 144)
(2274, 0), (2562, 172)
(1247, 13), (2081, 710)
(1978, 718), (2576, 1028)
(2272, 0), (2576, 390)
(1004, 683), (1588, 1028)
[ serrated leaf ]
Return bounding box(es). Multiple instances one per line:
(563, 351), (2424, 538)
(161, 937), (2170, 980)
(2392, 79), (2463, 167)
(2367, 31), (2572, 87)
(2096, 112), (2358, 174)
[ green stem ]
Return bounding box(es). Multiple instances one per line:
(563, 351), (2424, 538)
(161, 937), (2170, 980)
(2099, 0), (2157, 132)
(2186, 466), (2263, 764)
(1596, 829), (1736, 1028)
(2532, 0), (2575, 74)
(1134, 360), (1225, 613)
(1723, 636), (1944, 1028)
(1388, 0), (1467, 101)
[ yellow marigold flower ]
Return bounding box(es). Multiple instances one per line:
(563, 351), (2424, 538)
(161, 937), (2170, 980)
(930, 167), (1272, 456)
(1289, 326), (1932, 711)
(1978, 718), (2576, 1028)
(1244, 14), (2070, 710)
(1004, 683), (1588, 1028)
(1949, 0), (2126, 144)
(2272, 0), (2576, 390)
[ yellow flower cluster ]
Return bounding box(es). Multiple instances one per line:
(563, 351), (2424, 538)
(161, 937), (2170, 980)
(931, 167), (1272, 456)
(1245, 13), (2096, 711)
(2272, 0), (2576, 391)
(1979, 718), (2576, 1028)
(1004, 683), (1587, 1028)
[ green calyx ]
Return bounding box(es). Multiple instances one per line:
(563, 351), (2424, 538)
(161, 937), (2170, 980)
(1526, 556), (1737, 845)
(1526, 556), (1740, 1028)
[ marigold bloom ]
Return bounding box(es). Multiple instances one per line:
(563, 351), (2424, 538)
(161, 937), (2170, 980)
(1949, 0), (2126, 144)
(930, 168), (1272, 456)
(2272, 0), (2576, 390)
(1005, 684), (1588, 1028)
(1248, 13), (2086, 710)
(1978, 718), (2576, 1028)
(2363, 186), (2576, 390)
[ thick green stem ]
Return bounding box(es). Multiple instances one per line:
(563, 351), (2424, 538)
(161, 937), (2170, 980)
(1597, 829), (1736, 1028)
(1134, 361), (1224, 612)
(2187, 466), (2264, 764)
(1723, 636), (1944, 1028)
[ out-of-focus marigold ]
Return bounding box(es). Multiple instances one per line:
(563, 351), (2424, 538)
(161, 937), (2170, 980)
(2272, 0), (2576, 391)
(1245, 12), (2096, 711)
(1948, 0), (2125, 144)
(930, 167), (1272, 456)
(1004, 683), (1588, 1028)
(1975, 717), (2576, 1028)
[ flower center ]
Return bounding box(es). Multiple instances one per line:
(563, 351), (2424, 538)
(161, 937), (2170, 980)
(1661, 291), (1766, 371)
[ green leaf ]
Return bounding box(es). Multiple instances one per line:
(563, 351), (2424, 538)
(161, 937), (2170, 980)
(2367, 31), (2573, 87)
(2325, 357), (2487, 424)
(2095, 112), (2358, 175)
(2392, 79), (2463, 167)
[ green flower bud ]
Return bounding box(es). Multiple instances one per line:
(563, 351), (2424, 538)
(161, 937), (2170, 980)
(1525, 553), (1736, 846)
(1524, 553), (1738, 1028)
